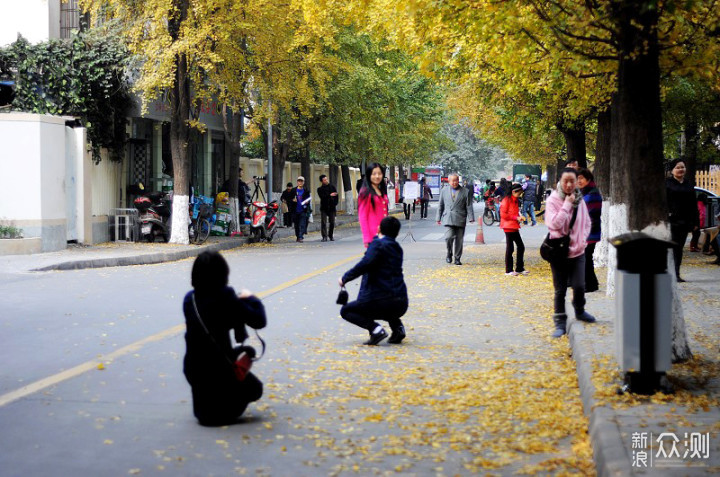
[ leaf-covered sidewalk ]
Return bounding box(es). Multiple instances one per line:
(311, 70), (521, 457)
(259, 244), (596, 476)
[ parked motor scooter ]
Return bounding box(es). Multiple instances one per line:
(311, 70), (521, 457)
(248, 200), (279, 243)
(132, 184), (172, 242)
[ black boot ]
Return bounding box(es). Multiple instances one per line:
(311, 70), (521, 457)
(551, 313), (567, 338)
(388, 325), (406, 344)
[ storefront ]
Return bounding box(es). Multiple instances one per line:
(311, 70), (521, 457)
(126, 94), (229, 205)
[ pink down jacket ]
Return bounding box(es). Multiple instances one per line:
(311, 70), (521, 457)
(545, 191), (591, 259)
(358, 192), (389, 246)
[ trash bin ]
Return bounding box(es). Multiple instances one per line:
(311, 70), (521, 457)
(611, 232), (675, 394)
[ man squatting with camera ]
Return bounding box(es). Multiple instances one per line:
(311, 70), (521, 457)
(338, 216), (409, 345)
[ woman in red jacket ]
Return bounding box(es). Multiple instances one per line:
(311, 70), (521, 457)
(500, 183), (528, 276)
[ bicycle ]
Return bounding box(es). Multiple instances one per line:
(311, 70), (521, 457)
(482, 197), (499, 226)
(189, 203), (213, 244)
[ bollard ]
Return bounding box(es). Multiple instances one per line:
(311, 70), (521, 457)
(611, 232), (675, 394)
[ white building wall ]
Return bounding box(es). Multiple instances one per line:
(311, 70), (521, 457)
(0, 113), (70, 251)
(0, 0), (59, 46)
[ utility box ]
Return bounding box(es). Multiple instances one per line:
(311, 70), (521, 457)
(611, 232), (675, 394)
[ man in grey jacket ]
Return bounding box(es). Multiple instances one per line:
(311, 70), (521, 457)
(436, 173), (475, 265)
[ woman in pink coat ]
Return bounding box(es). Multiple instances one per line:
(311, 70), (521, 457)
(358, 163), (389, 248)
(545, 167), (595, 338)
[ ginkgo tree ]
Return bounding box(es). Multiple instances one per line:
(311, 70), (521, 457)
(81, 0), (226, 244)
(323, 0), (720, 362)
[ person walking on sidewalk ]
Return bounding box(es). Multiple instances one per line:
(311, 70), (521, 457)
(420, 177), (433, 219)
(290, 176), (312, 242)
(521, 174), (537, 226)
(339, 217), (408, 345)
(182, 251), (267, 426)
(500, 183), (528, 276)
(577, 168), (602, 292)
(436, 173), (475, 265)
(317, 174), (339, 242)
(358, 163), (389, 248)
(666, 159), (699, 282)
(280, 182), (294, 228)
(545, 168), (596, 338)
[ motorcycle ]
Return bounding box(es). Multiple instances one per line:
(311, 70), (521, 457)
(132, 186), (172, 243)
(248, 200), (279, 243)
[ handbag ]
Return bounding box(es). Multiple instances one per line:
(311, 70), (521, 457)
(540, 206), (578, 263)
(336, 286), (348, 305)
(191, 293), (265, 381)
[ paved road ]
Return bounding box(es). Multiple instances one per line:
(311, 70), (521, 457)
(1, 204), (597, 476)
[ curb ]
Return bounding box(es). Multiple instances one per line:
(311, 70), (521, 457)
(29, 209), (401, 272)
(31, 240), (245, 272)
(568, 320), (633, 477)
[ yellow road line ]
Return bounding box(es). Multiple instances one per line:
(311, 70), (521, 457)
(0, 253), (361, 408)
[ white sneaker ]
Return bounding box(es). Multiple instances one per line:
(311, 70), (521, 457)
(520, 270), (530, 275)
(505, 271), (519, 276)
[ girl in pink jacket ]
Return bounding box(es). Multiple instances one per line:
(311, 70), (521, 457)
(358, 163), (389, 247)
(544, 167), (595, 338)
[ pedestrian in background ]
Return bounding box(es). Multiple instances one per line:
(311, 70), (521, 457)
(436, 172), (475, 265)
(358, 163), (389, 248)
(521, 173), (537, 226)
(280, 182), (294, 228)
(494, 178), (508, 217)
(666, 159), (699, 282)
(689, 192), (707, 252)
(339, 216), (408, 345)
(183, 251), (266, 426)
(500, 183), (528, 276)
(577, 168), (602, 292)
(420, 177), (433, 219)
(545, 168), (595, 338)
(290, 176), (312, 243)
(317, 174), (339, 242)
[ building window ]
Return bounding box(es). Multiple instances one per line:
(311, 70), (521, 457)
(60, 0), (81, 39)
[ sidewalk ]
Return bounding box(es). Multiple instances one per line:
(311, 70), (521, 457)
(0, 211), (367, 273)
(569, 251), (720, 476)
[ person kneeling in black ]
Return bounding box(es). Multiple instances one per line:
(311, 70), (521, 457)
(183, 251), (266, 426)
(339, 216), (409, 345)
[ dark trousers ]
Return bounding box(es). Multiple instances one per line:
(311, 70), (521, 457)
(283, 211), (293, 227)
(445, 225), (465, 260)
(403, 202), (415, 220)
(670, 224), (689, 279)
(293, 211), (308, 240)
(341, 297), (408, 333)
(550, 254), (586, 316)
(192, 372), (263, 427)
(504, 231), (525, 273)
(420, 199), (429, 218)
(584, 242), (599, 292)
(321, 210), (336, 239)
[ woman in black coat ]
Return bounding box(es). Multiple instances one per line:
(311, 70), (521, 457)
(666, 159), (699, 282)
(183, 251), (267, 426)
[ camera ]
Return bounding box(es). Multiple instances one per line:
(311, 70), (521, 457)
(252, 175), (266, 181)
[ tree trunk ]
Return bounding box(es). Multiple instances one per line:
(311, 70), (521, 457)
(594, 108), (612, 267)
(341, 164), (353, 214)
(546, 163), (557, 191)
(271, 128), (286, 199)
(681, 118), (699, 184)
(328, 160), (338, 189)
(558, 120), (587, 168)
(222, 106), (242, 230)
(609, 0), (691, 362)
(301, 145), (311, 184)
(168, 0), (191, 244)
